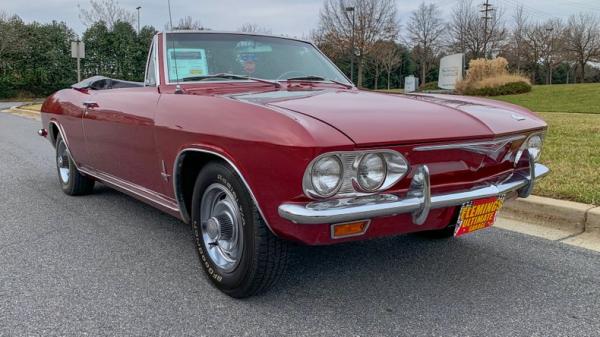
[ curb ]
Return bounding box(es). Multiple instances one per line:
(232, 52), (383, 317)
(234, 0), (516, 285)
(500, 195), (599, 235)
(10, 107), (41, 114)
(2, 107), (42, 121)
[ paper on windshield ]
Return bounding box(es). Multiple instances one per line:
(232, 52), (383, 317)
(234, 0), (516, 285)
(167, 48), (209, 81)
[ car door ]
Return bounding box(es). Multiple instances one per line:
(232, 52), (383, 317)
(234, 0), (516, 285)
(81, 39), (165, 194)
(81, 86), (165, 193)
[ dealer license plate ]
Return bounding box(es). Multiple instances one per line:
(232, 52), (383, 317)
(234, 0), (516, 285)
(454, 196), (505, 237)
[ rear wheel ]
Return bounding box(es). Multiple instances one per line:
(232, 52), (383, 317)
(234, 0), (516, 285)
(191, 161), (288, 298)
(55, 134), (95, 195)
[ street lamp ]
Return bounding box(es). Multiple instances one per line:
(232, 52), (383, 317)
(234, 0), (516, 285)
(546, 27), (554, 84)
(136, 6), (142, 34)
(345, 6), (355, 84)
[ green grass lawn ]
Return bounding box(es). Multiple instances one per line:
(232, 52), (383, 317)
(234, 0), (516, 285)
(534, 112), (600, 205)
(493, 83), (600, 113)
(490, 84), (599, 204)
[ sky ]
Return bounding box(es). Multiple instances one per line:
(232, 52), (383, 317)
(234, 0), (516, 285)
(3, 0), (600, 39)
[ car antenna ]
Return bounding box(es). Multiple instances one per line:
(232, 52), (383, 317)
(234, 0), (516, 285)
(167, 0), (183, 94)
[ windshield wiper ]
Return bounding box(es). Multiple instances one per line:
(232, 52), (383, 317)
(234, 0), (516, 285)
(285, 76), (353, 89)
(181, 73), (281, 88)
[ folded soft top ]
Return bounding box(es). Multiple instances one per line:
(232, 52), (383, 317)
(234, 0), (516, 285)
(71, 76), (144, 90)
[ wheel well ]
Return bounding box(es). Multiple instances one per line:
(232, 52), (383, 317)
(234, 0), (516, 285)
(175, 151), (225, 223)
(49, 123), (59, 146)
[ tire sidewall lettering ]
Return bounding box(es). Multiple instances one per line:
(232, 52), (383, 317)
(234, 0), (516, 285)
(193, 171), (245, 285)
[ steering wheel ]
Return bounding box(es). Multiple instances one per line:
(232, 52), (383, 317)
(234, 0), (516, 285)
(276, 71), (307, 80)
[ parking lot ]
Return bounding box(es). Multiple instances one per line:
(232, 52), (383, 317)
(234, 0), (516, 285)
(1, 110), (600, 336)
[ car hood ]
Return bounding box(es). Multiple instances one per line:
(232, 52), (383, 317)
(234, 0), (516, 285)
(230, 89), (546, 146)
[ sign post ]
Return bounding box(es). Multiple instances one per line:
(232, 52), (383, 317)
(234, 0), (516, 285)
(438, 53), (464, 90)
(71, 40), (85, 82)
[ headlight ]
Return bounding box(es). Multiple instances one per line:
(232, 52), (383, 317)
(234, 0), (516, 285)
(516, 133), (544, 164)
(303, 150), (409, 199)
(357, 153), (387, 191)
(310, 155), (343, 197)
(526, 134), (543, 161)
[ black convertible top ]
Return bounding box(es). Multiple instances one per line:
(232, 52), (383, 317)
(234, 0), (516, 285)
(71, 76), (144, 90)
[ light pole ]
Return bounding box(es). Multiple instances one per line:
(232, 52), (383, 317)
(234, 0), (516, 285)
(136, 6), (142, 34)
(546, 27), (554, 85)
(345, 6), (355, 84)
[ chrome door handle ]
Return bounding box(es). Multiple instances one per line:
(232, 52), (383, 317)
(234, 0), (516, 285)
(83, 100), (98, 108)
(83, 100), (98, 116)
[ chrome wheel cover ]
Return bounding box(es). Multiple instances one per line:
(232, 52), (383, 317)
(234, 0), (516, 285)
(200, 183), (243, 273)
(56, 140), (70, 184)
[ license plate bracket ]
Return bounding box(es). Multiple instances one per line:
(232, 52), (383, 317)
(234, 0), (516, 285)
(454, 195), (505, 237)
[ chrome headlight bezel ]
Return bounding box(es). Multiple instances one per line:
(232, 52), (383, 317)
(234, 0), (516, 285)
(356, 153), (387, 192)
(305, 155), (344, 198)
(303, 150), (409, 199)
(516, 132), (545, 164)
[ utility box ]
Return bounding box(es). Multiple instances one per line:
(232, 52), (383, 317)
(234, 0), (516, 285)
(404, 75), (419, 93)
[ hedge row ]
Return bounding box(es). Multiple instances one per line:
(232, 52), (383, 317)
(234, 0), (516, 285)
(463, 81), (532, 96)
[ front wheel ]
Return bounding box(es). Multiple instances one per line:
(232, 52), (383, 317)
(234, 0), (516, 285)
(55, 134), (95, 195)
(191, 162), (288, 298)
(417, 224), (456, 239)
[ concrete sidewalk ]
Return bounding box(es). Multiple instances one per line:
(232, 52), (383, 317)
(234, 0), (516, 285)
(498, 195), (600, 252)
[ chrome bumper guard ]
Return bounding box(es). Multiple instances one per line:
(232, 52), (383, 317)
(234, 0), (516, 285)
(278, 159), (550, 225)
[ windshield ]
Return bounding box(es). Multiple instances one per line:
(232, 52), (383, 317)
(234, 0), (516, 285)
(164, 33), (350, 85)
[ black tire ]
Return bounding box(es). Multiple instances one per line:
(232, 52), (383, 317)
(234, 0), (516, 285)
(191, 161), (288, 298)
(417, 224), (456, 239)
(55, 134), (95, 196)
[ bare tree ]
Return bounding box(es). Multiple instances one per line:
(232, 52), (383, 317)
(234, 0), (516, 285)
(167, 16), (205, 31)
(524, 19), (565, 84)
(379, 41), (402, 89)
(406, 2), (445, 84)
(564, 13), (600, 83)
(316, 0), (399, 87)
(238, 23), (272, 34)
(78, 0), (135, 28)
(448, 0), (507, 60)
(511, 5), (528, 72)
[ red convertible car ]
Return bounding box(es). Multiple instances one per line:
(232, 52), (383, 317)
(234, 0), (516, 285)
(39, 31), (549, 298)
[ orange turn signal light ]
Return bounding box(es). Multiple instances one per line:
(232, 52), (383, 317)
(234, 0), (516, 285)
(331, 220), (370, 239)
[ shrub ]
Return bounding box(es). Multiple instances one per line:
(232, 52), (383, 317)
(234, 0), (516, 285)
(420, 81), (440, 91)
(463, 81), (532, 96)
(456, 57), (531, 96)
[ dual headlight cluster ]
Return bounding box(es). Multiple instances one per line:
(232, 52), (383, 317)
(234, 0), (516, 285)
(303, 150), (409, 199)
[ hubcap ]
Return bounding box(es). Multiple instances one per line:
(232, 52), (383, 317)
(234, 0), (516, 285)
(200, 183), (243, 272)
(56, 141), (70, 184)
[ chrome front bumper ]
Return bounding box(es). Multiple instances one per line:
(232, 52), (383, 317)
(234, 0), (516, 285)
(278, 160), (550, 225)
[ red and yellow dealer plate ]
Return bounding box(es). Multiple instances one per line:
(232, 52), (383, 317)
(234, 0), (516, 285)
(454, 196), (505, 237)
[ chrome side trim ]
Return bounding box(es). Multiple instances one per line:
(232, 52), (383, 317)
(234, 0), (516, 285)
(49, 120), (179, 216)
(79, 166), (180, 213)
(172, 148), (274, 233)
(278, 163), (550, 225)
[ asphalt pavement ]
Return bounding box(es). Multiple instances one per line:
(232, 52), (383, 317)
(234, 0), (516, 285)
(1, 111), (600, 337)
